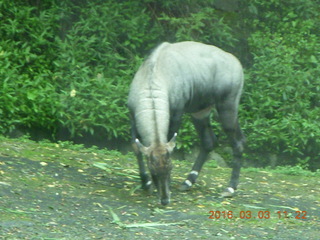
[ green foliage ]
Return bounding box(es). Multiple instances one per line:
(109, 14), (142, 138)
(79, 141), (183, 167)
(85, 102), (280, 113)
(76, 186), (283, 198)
(0, 0), (158, 139)
(267, 166), (320, 177)
(243, 166), (320, 177)
(159, 7), (237, 48)
(241, 0), (320, 166)
(0, 0), (319, 168)
(54, 0), (160, 139)
(0, 1), (60, 133)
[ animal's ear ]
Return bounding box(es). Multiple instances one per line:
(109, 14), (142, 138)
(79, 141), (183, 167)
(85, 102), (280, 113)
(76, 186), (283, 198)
(166, 133), (177, 153)
(135, 138), (150, 155)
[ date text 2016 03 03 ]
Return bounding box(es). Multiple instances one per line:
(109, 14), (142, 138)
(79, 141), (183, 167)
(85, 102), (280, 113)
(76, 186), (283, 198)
(208, 210), (307, 220)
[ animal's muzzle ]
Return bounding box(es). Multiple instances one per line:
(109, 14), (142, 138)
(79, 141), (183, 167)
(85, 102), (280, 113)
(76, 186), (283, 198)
(159, 178), (171, 206)
(153, 174), (171, 205)
(160, 198), (170, 206)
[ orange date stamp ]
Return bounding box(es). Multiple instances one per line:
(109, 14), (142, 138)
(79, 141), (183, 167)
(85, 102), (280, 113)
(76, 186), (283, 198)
(208, 210), (307, 220)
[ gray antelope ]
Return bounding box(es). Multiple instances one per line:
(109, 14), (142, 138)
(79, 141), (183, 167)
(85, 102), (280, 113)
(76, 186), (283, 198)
(128, 41), (245, 205)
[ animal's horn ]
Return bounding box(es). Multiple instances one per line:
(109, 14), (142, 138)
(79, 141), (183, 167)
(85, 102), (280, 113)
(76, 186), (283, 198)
(135, 138), (149, 155)
(169, 133), (177, 143)
(135, 138), (143, 147)
(167, 133), (177, 152)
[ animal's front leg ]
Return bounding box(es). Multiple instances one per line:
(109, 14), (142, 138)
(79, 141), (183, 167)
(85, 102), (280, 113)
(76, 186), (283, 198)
(135, 151), (152, 190)
(131, 120), (152, 191)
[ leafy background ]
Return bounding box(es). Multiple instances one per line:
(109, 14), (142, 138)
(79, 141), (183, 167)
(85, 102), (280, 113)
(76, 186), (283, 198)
(0, 0), (319, 169)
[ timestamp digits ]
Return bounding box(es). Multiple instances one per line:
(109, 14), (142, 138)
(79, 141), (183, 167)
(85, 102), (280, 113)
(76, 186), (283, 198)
(208, 210), (307, 220)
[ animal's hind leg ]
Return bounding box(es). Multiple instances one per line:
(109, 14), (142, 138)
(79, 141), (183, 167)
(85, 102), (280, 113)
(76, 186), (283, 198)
(180, 115), (217, 191)
(217, 104), (245, 197)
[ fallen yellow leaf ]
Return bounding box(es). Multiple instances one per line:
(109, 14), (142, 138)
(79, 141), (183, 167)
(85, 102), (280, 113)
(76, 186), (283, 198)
(197, 205), (206, 208)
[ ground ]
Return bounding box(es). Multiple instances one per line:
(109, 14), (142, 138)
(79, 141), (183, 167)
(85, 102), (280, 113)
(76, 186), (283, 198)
(0, 136), (319, 239)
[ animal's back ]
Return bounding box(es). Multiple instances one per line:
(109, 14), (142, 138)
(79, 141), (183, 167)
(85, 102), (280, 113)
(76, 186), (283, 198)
(150, 41), (244, 112)
(163, 41), (243, 87)
(129, 41), (243, 107)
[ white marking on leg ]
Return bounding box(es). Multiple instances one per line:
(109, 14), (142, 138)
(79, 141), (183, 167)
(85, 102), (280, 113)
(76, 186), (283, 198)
(227, 187), (235, 193)
(185, 180), (192, 187)
(146, 181), (152, 186)
(190, 170), (198, 176)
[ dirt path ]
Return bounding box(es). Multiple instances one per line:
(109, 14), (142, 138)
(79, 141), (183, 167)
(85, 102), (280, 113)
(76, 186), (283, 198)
(0, 138), (319, 239)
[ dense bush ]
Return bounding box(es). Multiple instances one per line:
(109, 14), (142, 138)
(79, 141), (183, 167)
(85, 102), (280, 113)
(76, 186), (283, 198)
(54, 1), (158, 139)
(0, 1), (60, 134)
(0, 0), (319, 168)
(0, 0), (160, 139)
(241, 0), (320, 167)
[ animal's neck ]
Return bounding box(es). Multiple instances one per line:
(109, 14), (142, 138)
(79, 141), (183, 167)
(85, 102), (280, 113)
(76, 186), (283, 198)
(135, 88), (170, 146)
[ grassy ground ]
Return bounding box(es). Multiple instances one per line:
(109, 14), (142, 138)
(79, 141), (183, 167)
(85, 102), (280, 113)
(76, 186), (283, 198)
(0, 136), (319, 239)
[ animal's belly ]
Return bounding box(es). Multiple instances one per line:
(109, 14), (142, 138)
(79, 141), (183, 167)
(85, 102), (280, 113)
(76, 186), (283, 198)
(183, 94), (215, 117)
(190, 105), (214, 119)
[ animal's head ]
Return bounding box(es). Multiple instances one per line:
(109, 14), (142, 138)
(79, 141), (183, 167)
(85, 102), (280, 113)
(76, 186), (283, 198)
(135, 133), (177, 205)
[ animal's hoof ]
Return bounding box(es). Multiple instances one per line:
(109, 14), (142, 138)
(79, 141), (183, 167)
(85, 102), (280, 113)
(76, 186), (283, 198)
(141, 180), (152, 191)
(221, 187), (235, 198)
(180, 180), (193, 191)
